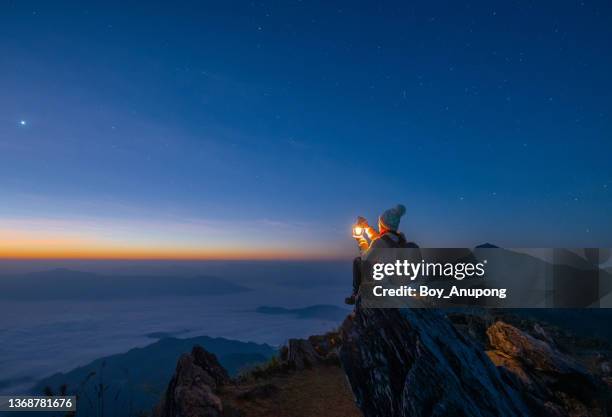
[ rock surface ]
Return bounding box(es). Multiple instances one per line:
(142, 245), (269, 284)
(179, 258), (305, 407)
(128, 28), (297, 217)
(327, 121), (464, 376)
(340, 308), (529, 417)
(154, 346), (230, 417)
(155, 308), (611, 417)
(154, 334), (353, 417)
(340, 307), (611, 417)
(280, 331), (341, 370)
(486, 321), (603, 417)
(283, 339), (323, 370)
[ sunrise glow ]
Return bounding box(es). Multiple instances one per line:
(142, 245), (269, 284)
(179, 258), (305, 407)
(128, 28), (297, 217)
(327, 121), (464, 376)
(0, 217), (348, 260)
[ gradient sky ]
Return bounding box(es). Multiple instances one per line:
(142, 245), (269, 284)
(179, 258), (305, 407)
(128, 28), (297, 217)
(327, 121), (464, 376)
(1, 1), (611, 259)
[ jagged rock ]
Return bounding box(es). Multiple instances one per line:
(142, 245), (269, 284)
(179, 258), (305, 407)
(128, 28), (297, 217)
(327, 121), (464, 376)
(154, 345), (230, 417)
(486, 321), (603, 416)
(307, 330), (342, 357)
(446, 311), (491, 348)
(283, 338), (324, 370)
(306, 330), (342, 365)
(487, 321), (588, 377)
(532, 322), (556, 347)
(340, 307), (529, 417)
(191, 346), (231, 387)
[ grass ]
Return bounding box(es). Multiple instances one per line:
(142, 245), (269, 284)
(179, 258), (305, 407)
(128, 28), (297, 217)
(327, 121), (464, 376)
(221, 364), (362, 417)
(237, 355), (287, 381)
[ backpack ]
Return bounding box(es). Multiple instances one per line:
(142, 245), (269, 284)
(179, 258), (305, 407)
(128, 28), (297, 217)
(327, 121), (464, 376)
(380, 231), (419, 248)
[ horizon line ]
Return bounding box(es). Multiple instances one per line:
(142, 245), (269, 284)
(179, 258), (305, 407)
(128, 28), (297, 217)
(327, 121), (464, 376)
(0, 254), (352, 262)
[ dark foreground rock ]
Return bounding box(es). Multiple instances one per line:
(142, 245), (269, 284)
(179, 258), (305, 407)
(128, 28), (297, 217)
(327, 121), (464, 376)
(340, 308), (529, 417)
(279, 331), (341, 370)
(486, 321), (604, 417)
(153, 342), (362, 417)
(340, 307), (611, 417)
(154, 334), (353, 417)
(282, 339), (323, 370)
(155, 308), (611, 417)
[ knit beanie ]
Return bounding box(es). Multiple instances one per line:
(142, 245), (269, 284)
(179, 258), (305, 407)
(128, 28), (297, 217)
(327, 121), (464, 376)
(379, 204), (406, 231)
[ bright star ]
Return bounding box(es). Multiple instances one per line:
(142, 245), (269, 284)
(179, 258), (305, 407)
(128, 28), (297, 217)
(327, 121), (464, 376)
(19, 120), (26, 126)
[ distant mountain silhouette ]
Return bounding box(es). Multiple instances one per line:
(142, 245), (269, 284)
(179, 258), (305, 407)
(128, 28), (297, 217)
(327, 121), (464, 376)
(0, 269), (250, 300)
(475, 242), (499, 248)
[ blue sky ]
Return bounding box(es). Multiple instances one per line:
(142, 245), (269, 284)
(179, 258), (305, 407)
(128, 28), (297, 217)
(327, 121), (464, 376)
(1, 0), (611, 258)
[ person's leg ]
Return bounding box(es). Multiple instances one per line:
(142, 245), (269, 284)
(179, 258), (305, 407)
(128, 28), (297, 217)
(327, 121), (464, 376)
(352, 256), (362, 294)
(345, 257), (362, 305)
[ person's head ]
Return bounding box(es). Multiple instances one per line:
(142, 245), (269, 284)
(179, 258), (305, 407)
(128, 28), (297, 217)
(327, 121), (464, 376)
(378, 204), (406, 232)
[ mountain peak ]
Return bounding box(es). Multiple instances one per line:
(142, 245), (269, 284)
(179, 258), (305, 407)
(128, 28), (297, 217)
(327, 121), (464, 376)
(476, 242), (499, 248)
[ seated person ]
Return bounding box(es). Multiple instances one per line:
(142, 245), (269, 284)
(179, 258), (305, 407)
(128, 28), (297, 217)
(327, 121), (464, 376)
(346, 204), (407, 305)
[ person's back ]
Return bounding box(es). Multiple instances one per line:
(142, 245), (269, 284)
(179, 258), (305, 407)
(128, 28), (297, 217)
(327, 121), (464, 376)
(365, 229), (407, 255)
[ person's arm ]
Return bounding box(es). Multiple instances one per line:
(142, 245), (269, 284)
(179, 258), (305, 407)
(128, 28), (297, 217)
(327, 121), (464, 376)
(363, 234), (391, 261)
(365, 225), (379, 240)
(355, 225), (379, 251)
(354, 217), (378, 253)
(356, 236), (369, 252)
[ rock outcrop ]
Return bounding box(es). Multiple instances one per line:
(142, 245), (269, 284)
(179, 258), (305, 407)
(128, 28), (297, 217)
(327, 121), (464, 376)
(486, 321), (603, 417)
(155, 308), (611, 417)
(154, 337), (360, 417)
(280, 331), (341, 370)
(154, 346), (230, 417)
(340, 307), (611, 417)
(340, 308), (529, 417)
(154, 333), (347, 417)
(282, 339), (323, 370)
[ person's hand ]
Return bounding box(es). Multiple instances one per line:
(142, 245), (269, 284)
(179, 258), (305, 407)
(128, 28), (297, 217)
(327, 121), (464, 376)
(356, 216), (368, 227)
(357, 238), (369, 251)
(365, 225), (379, 240)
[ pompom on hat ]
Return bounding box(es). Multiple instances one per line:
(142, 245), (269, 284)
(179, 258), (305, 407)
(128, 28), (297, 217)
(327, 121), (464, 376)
(379, 204), (406, 231)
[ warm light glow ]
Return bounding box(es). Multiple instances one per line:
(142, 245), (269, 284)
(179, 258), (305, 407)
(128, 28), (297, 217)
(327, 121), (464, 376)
(0, 219), (349, 260)
(0, 235), (340, 260)
(0, 246), (330, 260)
(353, 226), (363, 238)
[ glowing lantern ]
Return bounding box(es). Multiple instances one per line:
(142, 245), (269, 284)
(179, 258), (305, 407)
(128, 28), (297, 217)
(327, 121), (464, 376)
(352, 226), (364, 238)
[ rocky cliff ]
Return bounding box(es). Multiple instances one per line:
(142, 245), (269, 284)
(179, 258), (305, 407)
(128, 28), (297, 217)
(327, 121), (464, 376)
(155, 308), (611, 417)
(340, 307), (611, 417)
(485, 321), (603, 416)
(340, 308), (528, 417)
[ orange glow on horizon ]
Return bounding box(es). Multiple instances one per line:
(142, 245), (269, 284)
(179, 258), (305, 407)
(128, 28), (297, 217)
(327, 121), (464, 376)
(0, 219), (349, 261)
(0, 247), (344, 261)
(0, 234), (346, 261)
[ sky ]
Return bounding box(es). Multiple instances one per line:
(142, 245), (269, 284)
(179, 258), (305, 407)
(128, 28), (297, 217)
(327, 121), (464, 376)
(1, 0), (611, 260)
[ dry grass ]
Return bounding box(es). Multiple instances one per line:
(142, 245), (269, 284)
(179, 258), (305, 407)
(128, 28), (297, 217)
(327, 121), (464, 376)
(220, 364), (362, 417)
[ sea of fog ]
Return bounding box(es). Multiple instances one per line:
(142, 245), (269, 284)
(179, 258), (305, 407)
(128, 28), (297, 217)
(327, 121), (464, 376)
(0, 261), (352, 394)
(3, 259), (612, 396)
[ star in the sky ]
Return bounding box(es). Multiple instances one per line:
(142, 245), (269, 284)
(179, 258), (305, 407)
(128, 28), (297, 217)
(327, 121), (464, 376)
(19, 120), (26, 126)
